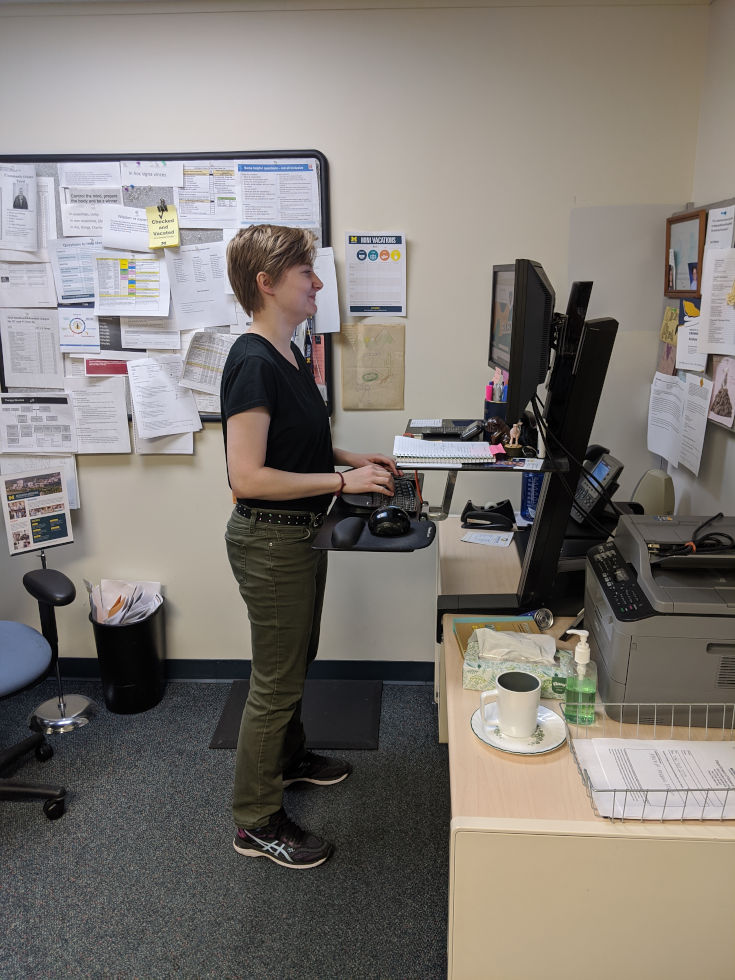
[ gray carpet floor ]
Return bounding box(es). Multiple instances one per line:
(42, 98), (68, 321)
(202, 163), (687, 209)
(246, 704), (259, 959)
(1, 678), (450, 980)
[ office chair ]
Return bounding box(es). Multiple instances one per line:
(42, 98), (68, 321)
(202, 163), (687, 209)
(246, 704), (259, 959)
(0, 620), (66, 820)
(23, 558), (97, 734)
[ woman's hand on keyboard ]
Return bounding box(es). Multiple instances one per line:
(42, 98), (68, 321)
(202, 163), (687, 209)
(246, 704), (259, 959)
(342, 463), (396, 496)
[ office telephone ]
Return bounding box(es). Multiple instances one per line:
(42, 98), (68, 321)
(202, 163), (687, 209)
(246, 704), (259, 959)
(570, 446), (623, 525)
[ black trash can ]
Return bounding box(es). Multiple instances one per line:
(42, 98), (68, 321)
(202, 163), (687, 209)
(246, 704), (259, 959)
(90, 601), (166, 714)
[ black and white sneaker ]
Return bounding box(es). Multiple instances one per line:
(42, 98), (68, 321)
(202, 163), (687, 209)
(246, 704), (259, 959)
(233, 808), (333, 869)
(282, 751), (353, 787)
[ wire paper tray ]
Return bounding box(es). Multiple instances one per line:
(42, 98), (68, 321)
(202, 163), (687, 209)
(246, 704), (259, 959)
(564, 702), (735, 822)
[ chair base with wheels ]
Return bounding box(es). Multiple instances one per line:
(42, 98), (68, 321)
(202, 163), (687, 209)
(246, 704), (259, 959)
(0, 620), (67, 820)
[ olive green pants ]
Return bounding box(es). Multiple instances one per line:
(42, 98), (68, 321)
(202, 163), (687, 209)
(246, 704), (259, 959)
(225, 508), (328, 829)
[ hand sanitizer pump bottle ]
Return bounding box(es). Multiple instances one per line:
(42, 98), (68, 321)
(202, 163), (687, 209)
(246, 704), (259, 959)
(563, 629), (597, 725)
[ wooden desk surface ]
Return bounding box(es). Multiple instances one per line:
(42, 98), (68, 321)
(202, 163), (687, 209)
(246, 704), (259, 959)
(438, 518), (735, 980)
(442, 614), (594, 823)
(438, 517), (735, 837)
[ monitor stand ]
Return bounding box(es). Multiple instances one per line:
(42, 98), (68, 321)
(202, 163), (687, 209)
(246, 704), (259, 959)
(436, 316), (618, 620)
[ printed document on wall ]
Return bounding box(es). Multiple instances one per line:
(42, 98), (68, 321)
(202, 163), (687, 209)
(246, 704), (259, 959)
(236, 159), (320, 230)
(0, 309), (64, 388)
(131, 404), (193, 455)
(126, 355), (202, 439)
(708, 355), (735, 427)
(346, 233), (406, 315)
(164, 242), (234, 329)
(678, 374), (712, 476)
(647, 371), (683, 466)
(61, 187), (123, 238)
(675, 317), (707, 372)
(0, 392), (77, 454)
(0, 261), (56, 308)
(58, 161), (122, 189)
(0, 162), (38, 252)
(120, 314), (181, 351)
(93, 250), (170, 317)
(341, 322), (405, 410)
(120, 160), (184, 188)
(174, 160), (237, 229)
(0, 454), (79, 509)
(102, 204), (154, 253)
(64, 376), (131, 454)
(1, 468), (73, 556)
(179, 330), (237, 396)
(313, 247), (340, 334)
(47, 237), (101, 305)
(705, 205), (735, 250)
(697, 248), (735, 354)
(0, 176), (56, 262)
(59, 308), (100, 354)
(647, 371), (712, 475)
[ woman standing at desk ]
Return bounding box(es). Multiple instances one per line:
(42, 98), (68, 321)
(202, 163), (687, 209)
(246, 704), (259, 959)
(222, 224), (398, 869)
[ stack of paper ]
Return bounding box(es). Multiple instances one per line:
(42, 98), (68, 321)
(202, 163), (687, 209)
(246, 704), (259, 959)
(86, 578), (162, 625)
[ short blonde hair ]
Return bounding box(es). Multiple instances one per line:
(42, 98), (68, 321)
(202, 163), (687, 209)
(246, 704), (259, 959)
(226, 224), (317, 315)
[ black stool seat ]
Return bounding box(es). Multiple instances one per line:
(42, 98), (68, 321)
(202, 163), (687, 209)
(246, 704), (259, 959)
(23, 569), (76, 607)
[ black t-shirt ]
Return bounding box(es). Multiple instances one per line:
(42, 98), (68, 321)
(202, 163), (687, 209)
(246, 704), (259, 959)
(220, 332), (334, 513)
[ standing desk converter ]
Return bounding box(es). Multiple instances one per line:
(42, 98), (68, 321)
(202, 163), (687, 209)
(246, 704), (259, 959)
(436, 517), (735, 980)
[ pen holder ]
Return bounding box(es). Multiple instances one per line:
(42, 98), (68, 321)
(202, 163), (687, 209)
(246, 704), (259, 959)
(484, 400), (507, 421)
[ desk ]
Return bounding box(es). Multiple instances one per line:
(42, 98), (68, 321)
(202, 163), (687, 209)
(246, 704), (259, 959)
(436, 518), (735, 980)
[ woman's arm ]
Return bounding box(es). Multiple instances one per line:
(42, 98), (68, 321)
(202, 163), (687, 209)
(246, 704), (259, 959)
(334, 447), (401, 477)
(227, 410), (397, 501)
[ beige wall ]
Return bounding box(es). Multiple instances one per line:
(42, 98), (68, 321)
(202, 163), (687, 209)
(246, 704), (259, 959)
(674, 0), (735, 515)
(0, 1), (718, 667)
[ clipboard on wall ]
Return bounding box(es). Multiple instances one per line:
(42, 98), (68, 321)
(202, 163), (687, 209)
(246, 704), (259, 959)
(0, 149), (334, 417)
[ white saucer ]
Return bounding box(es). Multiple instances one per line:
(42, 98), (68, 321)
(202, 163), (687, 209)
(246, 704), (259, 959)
(470, 704), (567, 755)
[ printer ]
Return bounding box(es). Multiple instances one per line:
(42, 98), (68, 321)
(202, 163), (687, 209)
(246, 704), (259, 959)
(584, 514), (735, 708)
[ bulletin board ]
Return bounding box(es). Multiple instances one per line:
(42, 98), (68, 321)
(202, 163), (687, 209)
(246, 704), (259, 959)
(0, 149), (333, 418)
(661, 198), (735, 439)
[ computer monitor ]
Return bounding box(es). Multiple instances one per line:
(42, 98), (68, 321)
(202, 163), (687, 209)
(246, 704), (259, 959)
(547, 280), (593, 395)
(489, 260), (556, 426)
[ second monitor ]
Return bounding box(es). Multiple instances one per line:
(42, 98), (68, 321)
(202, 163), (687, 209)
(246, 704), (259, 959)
(489, 259), (556, 427)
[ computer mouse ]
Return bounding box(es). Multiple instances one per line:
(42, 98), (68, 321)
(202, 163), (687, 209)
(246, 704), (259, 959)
(367, 505), (411, 537)
(331, 516), (366, 549)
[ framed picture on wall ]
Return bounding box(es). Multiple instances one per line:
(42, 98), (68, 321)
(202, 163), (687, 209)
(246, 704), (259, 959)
(665, 209), (707, 298)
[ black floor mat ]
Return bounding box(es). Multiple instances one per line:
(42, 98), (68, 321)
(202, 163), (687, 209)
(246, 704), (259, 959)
(209, 678), (382, 750)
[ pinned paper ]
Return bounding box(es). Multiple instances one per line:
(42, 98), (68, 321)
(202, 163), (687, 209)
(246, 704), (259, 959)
(659, 306), (678, 344)
(146, 201), (180, 249)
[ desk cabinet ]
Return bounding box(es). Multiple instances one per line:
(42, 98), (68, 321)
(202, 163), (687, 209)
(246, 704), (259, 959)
(436, 520), (735, 980)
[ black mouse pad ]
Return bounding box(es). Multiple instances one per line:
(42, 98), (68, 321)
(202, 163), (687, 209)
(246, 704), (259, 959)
(313, 509), (436, 552)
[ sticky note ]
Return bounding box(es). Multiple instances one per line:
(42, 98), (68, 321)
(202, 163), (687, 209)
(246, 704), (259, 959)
(146, 203), (180, 249)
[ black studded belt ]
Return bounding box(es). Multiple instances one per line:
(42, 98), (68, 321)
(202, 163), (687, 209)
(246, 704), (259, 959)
(235, 504), (324, 528)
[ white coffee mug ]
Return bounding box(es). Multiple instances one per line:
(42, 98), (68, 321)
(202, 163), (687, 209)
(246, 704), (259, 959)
(481, 670), (541, 739)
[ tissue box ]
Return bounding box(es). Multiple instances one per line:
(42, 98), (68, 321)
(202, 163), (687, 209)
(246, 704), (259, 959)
(453, 615), (571, 699)
(453, 615), (539, 657)
(461, 650), (572, 699)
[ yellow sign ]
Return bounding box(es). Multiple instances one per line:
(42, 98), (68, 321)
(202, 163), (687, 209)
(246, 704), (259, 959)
(146, 203), (180, 249)
(659, 306), (678, 345)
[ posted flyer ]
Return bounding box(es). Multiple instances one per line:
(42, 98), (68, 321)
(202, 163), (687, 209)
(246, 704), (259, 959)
(1, 469), (73, 555)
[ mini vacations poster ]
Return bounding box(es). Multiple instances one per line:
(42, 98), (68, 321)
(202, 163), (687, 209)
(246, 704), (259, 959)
(1, 469), (73, 555)
(345, 233), (406, 315)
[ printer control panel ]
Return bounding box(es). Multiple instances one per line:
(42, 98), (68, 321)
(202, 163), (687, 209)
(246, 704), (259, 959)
(587, 541), (655, 621)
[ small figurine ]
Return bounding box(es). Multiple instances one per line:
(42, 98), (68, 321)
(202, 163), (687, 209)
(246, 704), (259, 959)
(485, 417), (510, 447)
(508, 421), (521, 448)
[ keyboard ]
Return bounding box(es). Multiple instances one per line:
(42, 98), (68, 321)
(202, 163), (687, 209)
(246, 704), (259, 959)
(404, 418), (473, 438)
(341, 474), (423, 515)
